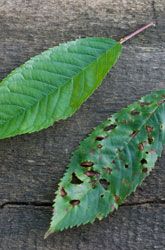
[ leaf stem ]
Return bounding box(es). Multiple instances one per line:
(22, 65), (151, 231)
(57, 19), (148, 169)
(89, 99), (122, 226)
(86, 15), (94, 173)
(120, 22), (155, 44)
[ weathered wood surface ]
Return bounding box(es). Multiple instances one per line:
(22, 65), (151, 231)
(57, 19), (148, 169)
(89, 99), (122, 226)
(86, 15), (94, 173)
(1, 204), (165, 250)
(0, 0), (165, 249)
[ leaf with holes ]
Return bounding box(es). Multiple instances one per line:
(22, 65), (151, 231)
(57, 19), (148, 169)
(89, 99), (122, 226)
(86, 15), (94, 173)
(0, 38), (121, 139)
(46, 89), (165, 236)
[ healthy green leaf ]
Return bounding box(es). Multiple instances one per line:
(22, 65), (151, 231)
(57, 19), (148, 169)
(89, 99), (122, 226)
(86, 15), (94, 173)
(0, 38), (121, 139)
(46, 89), (165, 236)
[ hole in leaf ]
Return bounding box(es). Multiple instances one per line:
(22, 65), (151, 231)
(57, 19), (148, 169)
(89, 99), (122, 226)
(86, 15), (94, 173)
(60, 187), (67, 197)
(148, 137), (154, 144)
(80, 161), (94, 167)
(141, 158), (147, 165)
(146, 126), (153, 133)
(71, 173), (83, 184)
(130, 130), (139, 138)
(97, 144), (103, 149)
(142, 167), (148, 173)
(146, 151), (149, 154)
(85, 170), (99, 177)
(100, 194), (104, 198)
(131, 110), (140, 115)
(99, 179), (110, 190)
(138, 143), (144, 151)
(95, 136), (105, 141)
(104, 124), (117, 131)
(125, 164), (129, 169)
(70, 200), (80, 206)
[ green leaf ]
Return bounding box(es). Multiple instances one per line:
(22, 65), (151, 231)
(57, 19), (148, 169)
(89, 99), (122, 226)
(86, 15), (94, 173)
(46, 89), (165, 236)
(0, 38), (121, 139)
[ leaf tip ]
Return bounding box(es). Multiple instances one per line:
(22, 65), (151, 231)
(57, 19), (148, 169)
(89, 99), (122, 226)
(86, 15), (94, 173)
(44, 229), (54, 239)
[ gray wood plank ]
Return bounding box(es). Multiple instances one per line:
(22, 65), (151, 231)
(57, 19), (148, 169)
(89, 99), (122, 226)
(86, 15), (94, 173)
(0, 46), (164, 206)
(0, 204), (164, 250)
(0, 0), (165, 82)
(0, 0), (165, 248)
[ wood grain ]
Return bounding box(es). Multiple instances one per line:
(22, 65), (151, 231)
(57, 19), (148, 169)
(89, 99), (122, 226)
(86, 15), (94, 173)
(0, 46), (164, 206)
(0, 0), (164, 249)
(0, 204), (165, 250)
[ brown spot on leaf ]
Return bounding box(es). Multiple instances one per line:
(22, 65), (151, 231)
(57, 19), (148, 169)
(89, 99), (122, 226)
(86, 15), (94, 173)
(71, 173), (83, 184)
(146, 126), (153, 133)
(85, 170), (99, 177)
(140, 102), (151, 106)
(60, 187), (67, 197)
(115, 195), (120, 203)
(104, 167), (112, 174)
(99, 179), (110, 190)
(70, 200), (80, 206)
(80, 161), (94, 167)
(104, 124), (117, 131)
(131, 110), (140, 115)
(130, 130), (139, 138)
(138, 143), (144, 151)
(97, 144), (103, 149)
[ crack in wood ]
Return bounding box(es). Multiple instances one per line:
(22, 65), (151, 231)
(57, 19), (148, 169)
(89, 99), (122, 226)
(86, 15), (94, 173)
(0, 201), (52, 209)
(152, 0), (157, 24)
(1, 199), (164, 210)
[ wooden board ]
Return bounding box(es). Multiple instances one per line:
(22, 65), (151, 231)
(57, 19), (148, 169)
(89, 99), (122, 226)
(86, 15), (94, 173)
(0, 0), (165, 249)
(1, 204), (165, 250)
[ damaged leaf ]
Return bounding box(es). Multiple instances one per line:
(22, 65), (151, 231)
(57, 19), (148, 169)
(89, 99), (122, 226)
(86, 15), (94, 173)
(46, 89), (165, 235)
